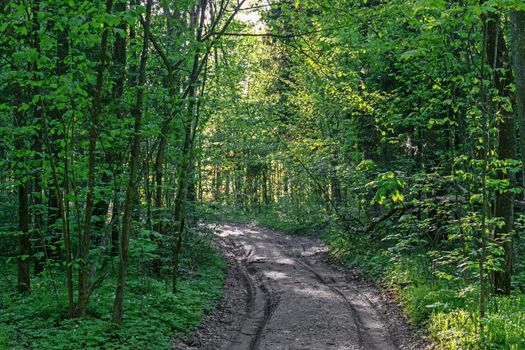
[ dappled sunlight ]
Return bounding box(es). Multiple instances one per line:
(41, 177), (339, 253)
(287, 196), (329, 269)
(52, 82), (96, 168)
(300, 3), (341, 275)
(286, 284), (336, 300)
(217, 226), (246, 237)
(262, 270), (289, 281)
(208, 223), (397, 350)
(273, 257), (296, 265)
(4, 0), (520, 348)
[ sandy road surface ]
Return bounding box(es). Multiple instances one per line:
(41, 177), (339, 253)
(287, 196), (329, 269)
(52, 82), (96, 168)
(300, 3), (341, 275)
(174, 223), (427, 350)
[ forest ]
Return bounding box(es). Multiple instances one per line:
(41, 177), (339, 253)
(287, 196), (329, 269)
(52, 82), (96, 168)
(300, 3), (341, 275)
(1, 0), (525, 349)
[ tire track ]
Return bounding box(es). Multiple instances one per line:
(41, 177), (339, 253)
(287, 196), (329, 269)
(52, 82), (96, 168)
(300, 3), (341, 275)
(293, 258), (365, 348)
(224, 237), (280, 350)
(183, 223), (428, 350)
(294, 256), (397, 350)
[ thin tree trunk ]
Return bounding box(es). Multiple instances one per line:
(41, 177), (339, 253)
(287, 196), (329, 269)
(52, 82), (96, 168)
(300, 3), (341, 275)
(42, 115), (75, 313)
(172, 106), (195, 293)
(112, 0), (153, 326)
(3, 1), (31, 294)
(330, 149), (342, 207)
(482, 10), (516, 295)
(511, 11), (525, 200)
(16, 117), (31, 292)
(78, 0), (114, 316)
(30, 0), (44, 277)
(172, 0), (209, 293)
(154, 123), (169, 234)
(511, 10), (525, 282)
(47, 22), (70, 261)
(109, 0), (128, 256)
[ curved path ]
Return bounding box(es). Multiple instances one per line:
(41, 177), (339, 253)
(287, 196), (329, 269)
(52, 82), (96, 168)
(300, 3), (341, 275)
(174, 223), (427, 350)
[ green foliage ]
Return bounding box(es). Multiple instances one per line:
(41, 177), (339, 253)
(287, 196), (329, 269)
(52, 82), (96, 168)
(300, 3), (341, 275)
(331, 231), (525, 349)
(0, 235), (225, 349)
(2, 0), (525, 348)
(0, 326), (6, 350)
(429, 294), (525, 349)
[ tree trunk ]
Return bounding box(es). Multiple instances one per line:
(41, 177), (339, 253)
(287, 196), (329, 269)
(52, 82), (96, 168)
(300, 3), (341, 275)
(108, 0), (128, 256)
(172, 0), (209, 293)
(16, 127), (31, 293)
(112, 0), (153, 326)
(330, 152), (342, 207)
(30, 0), (45, 277)
(172, 123), (193, 293)
(511, 11), (525, 200)
(17, 183), (31, 293)
(9, 3), (31, 291)
(154, 123), (169, 234)
(483, 10), (516, 295)
(78, 0), (114, 316)
(46, 21), (70, 261)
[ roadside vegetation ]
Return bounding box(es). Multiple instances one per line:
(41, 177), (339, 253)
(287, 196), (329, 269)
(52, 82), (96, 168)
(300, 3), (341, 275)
(2, 0), (525, 349)
(0, 229), (225, 349)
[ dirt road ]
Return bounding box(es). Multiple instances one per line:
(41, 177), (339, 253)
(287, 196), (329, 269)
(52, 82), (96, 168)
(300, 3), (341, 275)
(174, 223), (427, 350)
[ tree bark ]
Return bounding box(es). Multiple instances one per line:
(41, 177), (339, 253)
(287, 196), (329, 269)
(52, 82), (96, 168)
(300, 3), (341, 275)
(482, 10), (516, 295)
(15, 94), (31, 292)
(154, 123), (169, 235)
(112, 0), (153, 326)
(78, 0), (114, 316)
(511, 11), (525, 200)
(109, 0), (128, 256)
(172, 89), (196, 293)
(17, 181), (31, 293)
(45, 13), (70, 260)
(29, 0), (45, 277)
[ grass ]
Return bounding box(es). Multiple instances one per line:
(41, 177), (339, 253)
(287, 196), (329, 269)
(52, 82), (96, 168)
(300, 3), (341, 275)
(334, 233), (525, 349)
(0, 231), (226, 350)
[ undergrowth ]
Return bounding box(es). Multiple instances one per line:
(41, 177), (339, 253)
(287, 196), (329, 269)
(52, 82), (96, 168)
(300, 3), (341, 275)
(0, 230), (225, 350)
(337, 234), (525, 349)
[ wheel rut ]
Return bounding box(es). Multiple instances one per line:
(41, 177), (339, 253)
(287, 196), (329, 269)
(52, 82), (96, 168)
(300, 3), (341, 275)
(293, 257), (366, 348)
(228, 238), (280, 350)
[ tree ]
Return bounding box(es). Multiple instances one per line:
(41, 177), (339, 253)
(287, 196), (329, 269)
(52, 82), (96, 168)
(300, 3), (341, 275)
(112, 0), (152, 326)
(78, 0), (114, 317)
(512, 10), (525, 199)
(482, 7), (516, 295)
